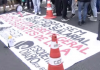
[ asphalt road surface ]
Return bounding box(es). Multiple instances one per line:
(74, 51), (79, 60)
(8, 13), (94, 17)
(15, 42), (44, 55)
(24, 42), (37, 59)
(0, 4), (100, 70)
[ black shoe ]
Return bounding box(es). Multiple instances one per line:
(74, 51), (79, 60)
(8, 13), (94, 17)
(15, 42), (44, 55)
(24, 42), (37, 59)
(68, 8), (71, 11)
(97, 37), (100, 40)
(70, 14), (75, 18)
(78, 21), (82, 26)
(82, 20), (85, 24)
(3, 10), (7, 13)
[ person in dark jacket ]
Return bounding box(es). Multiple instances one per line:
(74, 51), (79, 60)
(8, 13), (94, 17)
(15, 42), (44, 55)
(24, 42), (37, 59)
(55, 0), (62, 16)
(77, 0), (91, 26)
(61, 0), (69, 21)
(26, 0), (34, 11)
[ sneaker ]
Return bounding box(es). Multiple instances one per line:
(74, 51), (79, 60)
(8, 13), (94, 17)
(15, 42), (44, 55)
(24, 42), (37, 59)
(38, 12), (41, 15)
(70, 14), (75, 18)
(97, 37), (100, 40)
(33, 10), (35, 13)
(3, 10), (7, 13)
(90, 17), (97, 21)
(87, 14), (91, 18)
(61, 17), (69, 21)
(35, 13), (37, 15)
(78, 21), (82, 26)
(82, 20), (85, 24)
(9, 8), (12, 11)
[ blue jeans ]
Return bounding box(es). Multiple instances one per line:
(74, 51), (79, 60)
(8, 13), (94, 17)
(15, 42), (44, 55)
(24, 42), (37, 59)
(32, 0), (41, 14)
(78, 1), (89, 21)
(91, 0), (97, 17)
(97, 0), (100, 12)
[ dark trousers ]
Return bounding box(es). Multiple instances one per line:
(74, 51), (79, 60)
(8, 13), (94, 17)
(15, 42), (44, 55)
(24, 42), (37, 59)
(17, 0), (21, 4)
(55, 0), (62, 16)
(51, 0), (55, 4)
(87, 3), (93, 16)
(26, 0), (33, 9)
(68, 0), (72, 10)
(40, 0), (42, 3)
(23, 0), (26, 7)
(62, 0), (68, 18)
(97, 0), (100, 12)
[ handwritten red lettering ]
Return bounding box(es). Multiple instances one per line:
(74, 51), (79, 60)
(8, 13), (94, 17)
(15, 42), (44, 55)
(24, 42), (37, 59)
(80, 47), (89, 54)
(34, 35), (48, 41)
(61, 49), (71, 55)
(67, 41), (77, 47)
(72, 45), (83, 50)
(44, 40), (51, 45)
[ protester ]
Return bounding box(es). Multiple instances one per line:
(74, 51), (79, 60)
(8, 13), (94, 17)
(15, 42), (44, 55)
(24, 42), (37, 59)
(22, 0), (26, 9)
(51, 0), (55, 13)
(87, 3), (93, 17)
(68, 0), (72, 11)
(32, 0), (41, 15)
(55, 0), (62, 16)
(7, 0), (15, 10)
(90, 0), (97, 21)
(77, 0), (90, 26)
(27, 0), (34, 11)
(61, 0), (69, 21)
(0, 0), (7, 13)
(70, 0), (77, 18)
(97, 0), (100, 12)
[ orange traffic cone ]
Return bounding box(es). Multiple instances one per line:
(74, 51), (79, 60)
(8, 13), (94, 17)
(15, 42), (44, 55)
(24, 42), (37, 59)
(44, 0), (56, 19)
(48, 34), (64, 70)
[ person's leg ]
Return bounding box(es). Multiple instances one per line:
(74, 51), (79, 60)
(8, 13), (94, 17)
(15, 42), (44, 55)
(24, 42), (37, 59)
(32, 0), (37, 14)
(70, 0), (76, 18)
(90, 0), (97, 21)
(98, 0), (100, 12)
(3, 0), (7, 13)
(78, 1), (83, 25)
(40, 0), (42, 3)
(61, 0), (68, 21)
(83, 2), (89, 22)
(55, 0), (62, 16)
(11, 0), (15, 9)
(68, 0), (72, 11)
(7, 0), (11, 9)
(37, 0), (41, 14)
(30, 0), (34, 9)
(27, 0), (30, 9)
(0, 0), (3, 13)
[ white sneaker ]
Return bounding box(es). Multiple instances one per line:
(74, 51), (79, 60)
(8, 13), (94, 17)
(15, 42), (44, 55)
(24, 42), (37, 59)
(61, 18), (69, 21)
(9, 8), (12, 11)
(12, 7), (16, 10)
(90, 17), (97, 21)
(38, 12), (41, 14)
(35, 13), (37, 15)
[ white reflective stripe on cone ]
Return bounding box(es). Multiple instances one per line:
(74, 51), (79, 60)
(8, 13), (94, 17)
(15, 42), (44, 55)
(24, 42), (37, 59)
(47, 1), (51, 4)
(47, 7), (52, 10)
(49, 57), (62, 65)
(51, 42), (59, 49)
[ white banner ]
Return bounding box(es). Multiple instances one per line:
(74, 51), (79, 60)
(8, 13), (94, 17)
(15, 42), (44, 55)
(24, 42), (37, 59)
(0, 12), (100, 70)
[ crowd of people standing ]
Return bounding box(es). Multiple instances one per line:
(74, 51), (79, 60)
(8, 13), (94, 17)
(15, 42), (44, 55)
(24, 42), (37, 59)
(0, 0), (100, 26)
